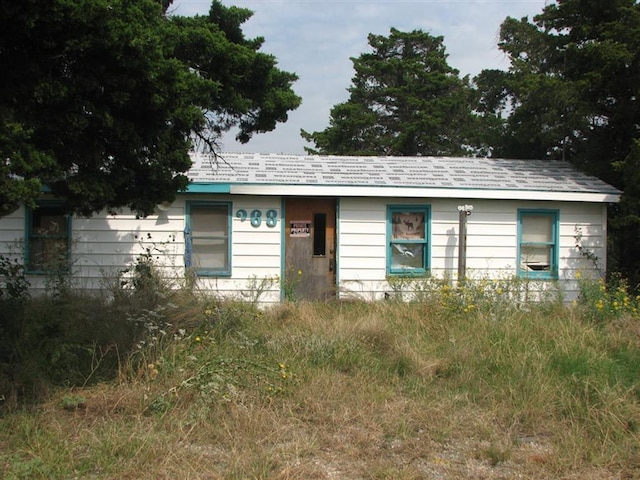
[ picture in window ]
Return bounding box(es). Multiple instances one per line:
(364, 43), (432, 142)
(390, 211), (426, 271)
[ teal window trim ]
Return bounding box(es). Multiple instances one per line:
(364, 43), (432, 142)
(517, 209), (559, 279)
(185, 200), (232, 277)
(25, 201), (72, 274)
(387, 205), (431, 276)
(279, 198), (286, 300)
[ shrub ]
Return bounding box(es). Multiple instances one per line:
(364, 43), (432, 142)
(577, 273), (640, 323)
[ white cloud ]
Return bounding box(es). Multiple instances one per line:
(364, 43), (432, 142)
(172, 0), (548, 154)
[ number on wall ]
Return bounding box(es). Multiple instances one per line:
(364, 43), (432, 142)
(250, 209), (263, 227)
(236, 209), (247, 221)
(266, 209), (277, 227)
(236, 209), (278, 228)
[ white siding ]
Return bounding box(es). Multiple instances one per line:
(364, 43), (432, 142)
(0, 196), (284, 305)
(337, 198), (607, 302)
(0, 207), (25, 261)
(0, 194), (608, 304)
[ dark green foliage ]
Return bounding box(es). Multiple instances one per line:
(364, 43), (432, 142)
(302, 28), (482, 156)
(0, 255), (30, 304)
(0, 0), (300, 217)
(0, 251), (168, 405)
(0, 256), (31, 399)
(475, 0), (640, 289)
(0, 292), (136, 405)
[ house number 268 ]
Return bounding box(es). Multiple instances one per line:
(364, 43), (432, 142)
(236, 209), (278, 228)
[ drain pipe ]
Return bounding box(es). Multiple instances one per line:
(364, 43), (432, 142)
(457, 204), (473, 284)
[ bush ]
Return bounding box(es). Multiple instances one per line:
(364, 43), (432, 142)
(577, 273), (640, 323)
(0, 250), (184, 407)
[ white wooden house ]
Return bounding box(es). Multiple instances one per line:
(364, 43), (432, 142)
(0, 153), (622, 304)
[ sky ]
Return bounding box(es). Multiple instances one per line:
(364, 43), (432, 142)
(171, 0), (551, 155)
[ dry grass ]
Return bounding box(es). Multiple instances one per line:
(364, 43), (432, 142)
(2, 297), (640, 479)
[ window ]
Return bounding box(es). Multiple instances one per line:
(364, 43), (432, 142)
(387, 205), (430, 275)
(517, 209), (559, 279)
(313, 213), (326, 256)
(26, 203), (71, 274)
(185, 202), (231, 276)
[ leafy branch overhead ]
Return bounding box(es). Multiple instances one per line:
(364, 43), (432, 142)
(0, 0), (300, 217)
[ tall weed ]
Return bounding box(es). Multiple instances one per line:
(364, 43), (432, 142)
(2, 275), (640, 478)
(578, 272), (640, 323)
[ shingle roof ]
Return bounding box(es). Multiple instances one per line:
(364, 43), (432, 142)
(189, 153), (621, 197)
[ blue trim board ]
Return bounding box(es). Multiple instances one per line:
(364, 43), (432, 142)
(335, 198), (340, 291)
(186, 183), (231, 193)
(280, 198), (286, 301)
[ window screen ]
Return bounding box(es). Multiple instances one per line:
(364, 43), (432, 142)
(187, 203), (230, 275)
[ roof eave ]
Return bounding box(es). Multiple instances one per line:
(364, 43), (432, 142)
(226, 184), (621, 203)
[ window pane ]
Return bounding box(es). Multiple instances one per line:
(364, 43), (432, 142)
(192, 238), (228, 270)
(29, 207), (69, 272)
(190, 205), (227, 237)
(33, 210), (67, 236)
(520, 245), (552, 271)
(392, 212), (425, 240)
(28, 238), (45, 270)
(522, 215), (552, 243)
(29, 238), (69, 271)
(391, 243), (424, 270)
(313, 213), (326, 256)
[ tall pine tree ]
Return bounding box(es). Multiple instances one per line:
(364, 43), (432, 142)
(302, 28), (481, 156)
(476, 0), (640, 287)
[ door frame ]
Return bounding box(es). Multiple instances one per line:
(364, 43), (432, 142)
(282, 197), (337, 300)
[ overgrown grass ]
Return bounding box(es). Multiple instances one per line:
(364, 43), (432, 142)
(1, 278), (640, 479)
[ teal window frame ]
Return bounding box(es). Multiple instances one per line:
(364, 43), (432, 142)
(185, 201), (232, 277)
(25, 202), (72, 274)
(387, 205), (430, 276)
(517, 209), (559, 279)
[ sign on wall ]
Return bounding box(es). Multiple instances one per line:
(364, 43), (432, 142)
(290, 220), (311, 237)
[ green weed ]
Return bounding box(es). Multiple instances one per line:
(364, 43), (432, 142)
(1, 277), (640, 478)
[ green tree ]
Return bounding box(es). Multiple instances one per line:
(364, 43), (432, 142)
(301, 28), (481, 156)
(0, 0), (300, 217)
(476, 0), (640, 287)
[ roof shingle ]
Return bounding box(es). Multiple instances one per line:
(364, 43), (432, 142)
(189, 153), (621, 196)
